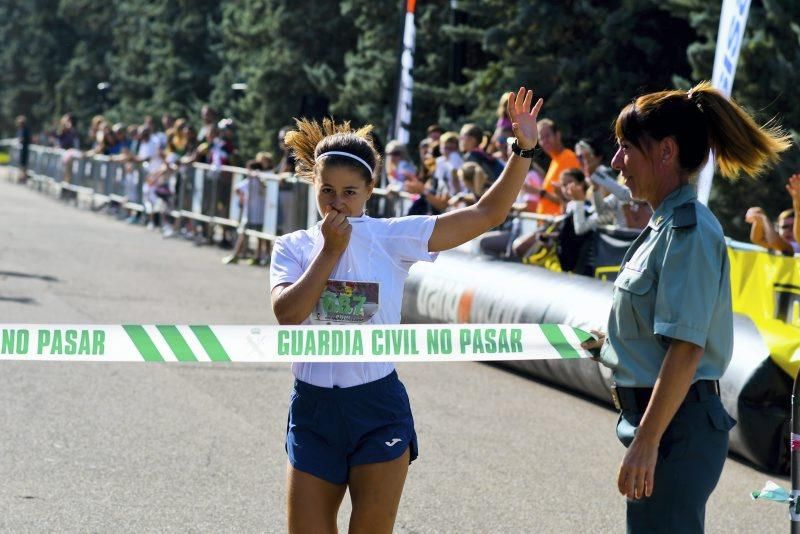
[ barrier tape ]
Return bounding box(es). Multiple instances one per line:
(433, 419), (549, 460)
(0, 324), (595, 363)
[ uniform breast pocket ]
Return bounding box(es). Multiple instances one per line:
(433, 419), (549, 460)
(613, 268), (656, 339)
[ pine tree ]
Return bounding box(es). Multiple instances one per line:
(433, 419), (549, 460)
(54, 0), (115, 128)
(211, 0), (353, 157)
(0, 0), (74, 135)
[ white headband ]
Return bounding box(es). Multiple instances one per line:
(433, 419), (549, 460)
(315, 151), (373, 175)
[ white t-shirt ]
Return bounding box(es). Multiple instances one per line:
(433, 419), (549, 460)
(434, 152), (463, 193)
(137, 136), (163, 171)
(270, 215), (438, 387)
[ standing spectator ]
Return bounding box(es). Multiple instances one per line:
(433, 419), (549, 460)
(575, 138), (635, 228)
(493, 92), (512, 142)
(746, 206), (798, 255)
(448, 162), (490, 208)
(15, 115), (30, 183)
(108, 123), (131, 155)
(433, 131), (463, 195)
(222, 159), (271, 266)
(276, 125), (297, 174)
(165, 118), (190, 165)
(54, 114), (80, 149)
(197, 105), (217, 145)
(155, 113), (174, 149)
(88, 115), (106, 148)
(255, 151), (275, 170)
(135, 126), (164, 173)
(459, 123), (504, 182)
(384, 140), (416, 191)
(426, 124), (444, 159)
(516, 159), (546, 213)
(404, 138), (449, 216)
(491, 126), (514, 165)
(536, 118), (581, 216)
(135, 126), (165, 230)
(558, 168), (596, 275)
(88, 121), (115, 156)
(426, 123), (443, 143)
(126, 125), (140, 155)
(123, 160), (141, 224)
(55, 114), (81, 183)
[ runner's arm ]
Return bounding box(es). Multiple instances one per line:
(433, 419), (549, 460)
(272, 249), (341, 325)
(272, 211), (350, 324)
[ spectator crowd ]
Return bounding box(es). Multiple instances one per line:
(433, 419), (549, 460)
(13, 93), (800, 274)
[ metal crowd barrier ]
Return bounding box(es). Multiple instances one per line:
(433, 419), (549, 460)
(1, 141), (419, 241)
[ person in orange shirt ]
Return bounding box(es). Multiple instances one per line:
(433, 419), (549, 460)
(536, 118), (580, 215)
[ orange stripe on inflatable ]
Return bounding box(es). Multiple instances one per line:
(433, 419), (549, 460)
(457, 289), (474, 323)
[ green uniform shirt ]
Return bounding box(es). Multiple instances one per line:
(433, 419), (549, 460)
(600, 184), (733, 387)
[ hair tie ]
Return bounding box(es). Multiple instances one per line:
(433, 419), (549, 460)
(686, 90), (703, 112)
(315, 151), (373, 175)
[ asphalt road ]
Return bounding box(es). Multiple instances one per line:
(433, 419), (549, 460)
(0, 172), (787, 533)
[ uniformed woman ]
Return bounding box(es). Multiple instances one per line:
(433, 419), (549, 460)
(582, 81), (791, 533)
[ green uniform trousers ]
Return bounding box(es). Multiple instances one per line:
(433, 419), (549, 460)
(616, 394), (736, 534)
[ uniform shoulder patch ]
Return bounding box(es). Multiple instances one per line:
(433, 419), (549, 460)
(672, 202), (697, 229)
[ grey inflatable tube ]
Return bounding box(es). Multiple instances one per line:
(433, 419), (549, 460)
(402, 250), (789, 473)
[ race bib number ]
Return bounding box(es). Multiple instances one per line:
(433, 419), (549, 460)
(311, 280), (379, 325)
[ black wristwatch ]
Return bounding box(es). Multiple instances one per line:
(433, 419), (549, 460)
(509, 137), (537, 158)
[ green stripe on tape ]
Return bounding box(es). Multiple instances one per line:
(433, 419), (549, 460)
(539, 324), (580, 359)
(190, 325), (231, 362)
(572, 327), (594, 344)
(156, 325), (198, 362)
(123, 325), (164, 362)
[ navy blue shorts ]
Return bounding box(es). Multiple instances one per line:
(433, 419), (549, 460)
(286, 370), (418, 485)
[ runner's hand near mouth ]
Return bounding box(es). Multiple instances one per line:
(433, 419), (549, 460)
(321, 208), (351, 255)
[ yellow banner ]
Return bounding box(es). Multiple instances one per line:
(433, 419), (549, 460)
(728, 246), (800, 377)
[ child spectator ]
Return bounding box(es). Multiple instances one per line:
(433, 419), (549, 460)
(558, 168), (596, 275)
(574, 138), (633, 228)
(222, 159), (271, 266)
(384, 140), (416, 191)
(459, 123), (504, 183)
(433, 131), (463, 195)
(123, 160), (141, 224)
(448, 161), (490, 208)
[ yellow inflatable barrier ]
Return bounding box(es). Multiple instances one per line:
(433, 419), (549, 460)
(728, 246), (800, 377)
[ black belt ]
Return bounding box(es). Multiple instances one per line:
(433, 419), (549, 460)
(611, 380), (720, 413)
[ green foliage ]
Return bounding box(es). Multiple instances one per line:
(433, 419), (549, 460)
(211, 0), (353, 157)
(0, 0), (74, 133)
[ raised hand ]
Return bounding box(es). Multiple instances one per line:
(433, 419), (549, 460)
(744, 206), (766, 225)
(507, 87), (544, 151)
(567, 182), (586, 201)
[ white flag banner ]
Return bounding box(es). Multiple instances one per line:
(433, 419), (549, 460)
(392, 0), (417, 145)
(697, 0), (752, 205)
